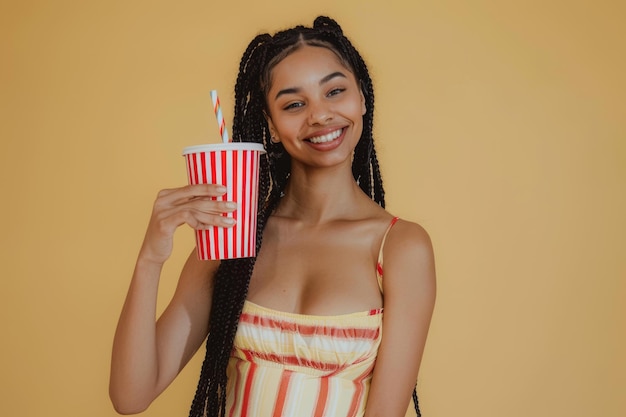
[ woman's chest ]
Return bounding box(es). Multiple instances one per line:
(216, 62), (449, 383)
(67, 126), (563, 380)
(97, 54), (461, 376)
(248, 241), (382, 315)
(247, 218), (385, 315)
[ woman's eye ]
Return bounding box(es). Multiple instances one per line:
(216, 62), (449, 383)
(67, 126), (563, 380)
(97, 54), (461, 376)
(328, 88), (345, 97)
(283, 102), (303, 110)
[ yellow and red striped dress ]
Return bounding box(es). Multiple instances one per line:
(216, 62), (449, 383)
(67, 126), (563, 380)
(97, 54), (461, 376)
(225, 217), (399, 417)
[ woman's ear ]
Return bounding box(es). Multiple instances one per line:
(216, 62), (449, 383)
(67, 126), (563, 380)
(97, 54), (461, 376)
(360, 90), (366, 115)
(265, 115), (280, 143)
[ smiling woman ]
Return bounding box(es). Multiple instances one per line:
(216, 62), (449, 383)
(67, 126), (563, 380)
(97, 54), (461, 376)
(265, 46), (366, 169)
(109, 16), (436, 417)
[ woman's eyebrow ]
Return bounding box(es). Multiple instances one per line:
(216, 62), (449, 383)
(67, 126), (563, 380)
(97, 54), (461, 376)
(274, 72), (348, 100)
(275, 87), (300, 100)
(320, 71), (347, 85)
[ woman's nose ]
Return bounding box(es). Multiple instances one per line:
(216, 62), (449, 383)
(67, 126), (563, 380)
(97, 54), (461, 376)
(307, 100), (333, 125)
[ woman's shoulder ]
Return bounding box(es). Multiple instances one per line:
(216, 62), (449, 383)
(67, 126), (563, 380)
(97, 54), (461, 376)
(382, 216), (434, 270)
(388, 217), (431, 246)
(379, 215), (436, 299)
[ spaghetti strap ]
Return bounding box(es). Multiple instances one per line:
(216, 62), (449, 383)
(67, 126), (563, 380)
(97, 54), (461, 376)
(376, 216), (400, 293)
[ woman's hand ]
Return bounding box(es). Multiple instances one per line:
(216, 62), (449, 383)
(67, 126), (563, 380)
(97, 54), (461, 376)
(139, 184), (237, 265)
(110, 184), (232, 413)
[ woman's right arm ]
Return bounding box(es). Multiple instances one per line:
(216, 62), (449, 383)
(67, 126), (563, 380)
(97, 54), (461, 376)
(109, 184), (236, 414)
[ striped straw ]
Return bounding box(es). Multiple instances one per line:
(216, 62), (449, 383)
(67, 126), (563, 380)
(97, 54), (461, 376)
(210, 90), (230, 143)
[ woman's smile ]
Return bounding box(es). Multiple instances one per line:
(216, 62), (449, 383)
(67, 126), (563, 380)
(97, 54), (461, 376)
(306, 127), (344, 144)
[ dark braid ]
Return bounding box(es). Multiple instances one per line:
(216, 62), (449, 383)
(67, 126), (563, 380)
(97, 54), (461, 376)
(413, 386), (422, 417)
(189, 16), (422, 417)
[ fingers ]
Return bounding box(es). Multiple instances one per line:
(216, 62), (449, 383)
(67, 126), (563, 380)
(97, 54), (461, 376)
(157, 184), (229, 205)
(152, 184), (238, 231)
(140, 184), (238, 264)
(160, 199), (237, 230)
(169, 207), (237, 230)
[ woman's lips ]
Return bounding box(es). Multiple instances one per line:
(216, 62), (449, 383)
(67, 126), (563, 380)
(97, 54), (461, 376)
(306, 128), (344, 144)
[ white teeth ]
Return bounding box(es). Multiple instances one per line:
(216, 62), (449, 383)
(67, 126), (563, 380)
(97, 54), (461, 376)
(308, 129), (342, 144)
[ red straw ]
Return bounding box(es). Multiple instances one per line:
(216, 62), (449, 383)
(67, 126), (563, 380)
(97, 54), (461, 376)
(210, 90), (230, 143)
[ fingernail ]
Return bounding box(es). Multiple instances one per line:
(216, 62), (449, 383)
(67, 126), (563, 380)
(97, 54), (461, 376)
(216, 186), (227, 193)
(223, 217), (236, 225)
(225, 202), (237, 210)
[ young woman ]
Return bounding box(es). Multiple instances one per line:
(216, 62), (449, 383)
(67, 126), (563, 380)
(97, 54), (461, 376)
(110, 16), (436, 417)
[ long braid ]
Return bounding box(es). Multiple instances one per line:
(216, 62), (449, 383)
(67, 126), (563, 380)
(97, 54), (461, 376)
(189, 16), (422, 417)
(309, 17), (384, 207)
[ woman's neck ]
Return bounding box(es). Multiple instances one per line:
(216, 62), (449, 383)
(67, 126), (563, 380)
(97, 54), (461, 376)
(275, 163), (369, 224)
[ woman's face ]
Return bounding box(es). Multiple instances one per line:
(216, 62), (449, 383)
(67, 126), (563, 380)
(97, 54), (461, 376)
(265, 45), (366, 170)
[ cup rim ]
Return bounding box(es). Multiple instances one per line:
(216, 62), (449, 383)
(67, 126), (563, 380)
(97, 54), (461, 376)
(183, 142), (266, 155)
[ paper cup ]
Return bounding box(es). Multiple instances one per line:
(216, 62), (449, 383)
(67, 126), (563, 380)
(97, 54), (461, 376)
(183, 142), (266, 260)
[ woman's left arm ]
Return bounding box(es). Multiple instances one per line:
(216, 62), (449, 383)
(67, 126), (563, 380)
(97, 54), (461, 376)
(365, 220), (437, 417)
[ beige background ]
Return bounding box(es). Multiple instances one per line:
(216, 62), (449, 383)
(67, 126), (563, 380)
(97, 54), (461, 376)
(1, 0), (624, 416)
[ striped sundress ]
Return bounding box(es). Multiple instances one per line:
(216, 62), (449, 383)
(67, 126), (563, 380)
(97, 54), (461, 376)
(225, 217), (399, 417)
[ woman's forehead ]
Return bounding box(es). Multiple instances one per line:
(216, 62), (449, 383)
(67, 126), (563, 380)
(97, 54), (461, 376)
(268, 45), (354, 89)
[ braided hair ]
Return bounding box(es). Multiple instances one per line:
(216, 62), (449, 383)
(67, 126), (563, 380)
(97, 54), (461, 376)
(189, 16), (421, 417)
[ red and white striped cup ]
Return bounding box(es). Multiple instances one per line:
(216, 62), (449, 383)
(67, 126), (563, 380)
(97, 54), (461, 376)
(183, 143), (266, 260)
